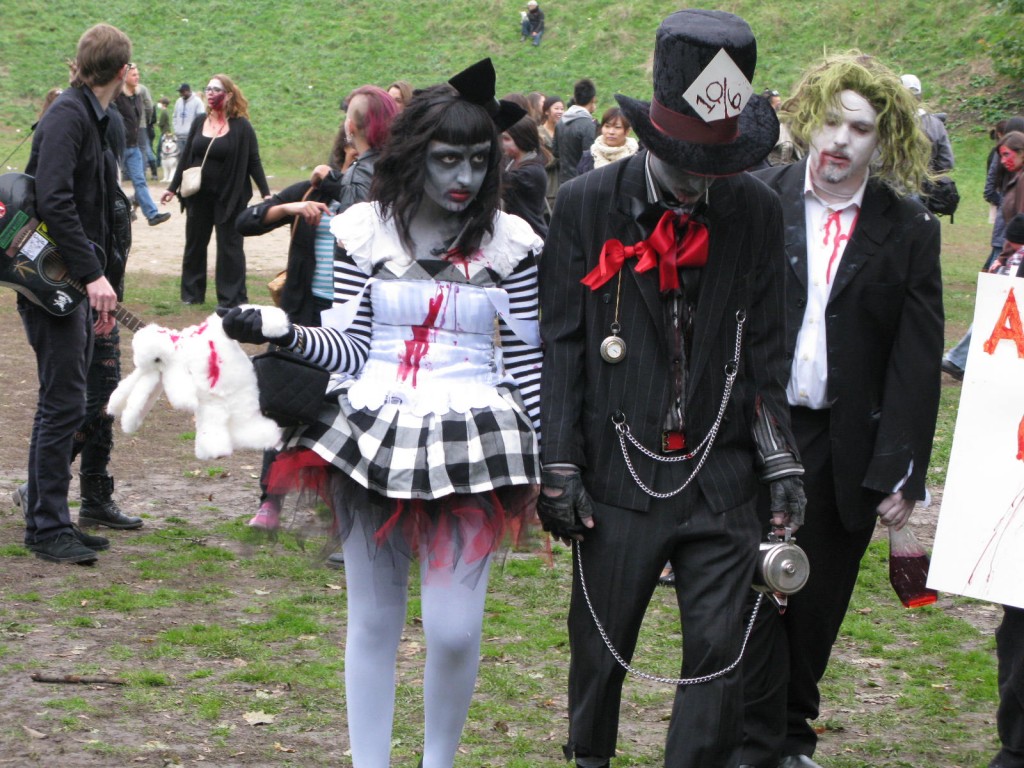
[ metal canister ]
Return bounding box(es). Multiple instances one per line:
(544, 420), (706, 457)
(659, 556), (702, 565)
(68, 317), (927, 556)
(753, 535), (810, 596)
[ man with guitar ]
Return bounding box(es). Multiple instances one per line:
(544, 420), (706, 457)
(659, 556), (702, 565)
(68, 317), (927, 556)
(16, 23), (136, 564)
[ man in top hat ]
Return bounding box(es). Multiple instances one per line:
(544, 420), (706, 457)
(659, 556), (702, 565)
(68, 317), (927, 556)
(171, 81), (204, 155)
(740, 54), (943, 768)
(538, 10), (806, 767)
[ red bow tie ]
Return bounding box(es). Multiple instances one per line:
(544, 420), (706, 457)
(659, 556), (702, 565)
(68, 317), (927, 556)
(581, 210), (709, 292)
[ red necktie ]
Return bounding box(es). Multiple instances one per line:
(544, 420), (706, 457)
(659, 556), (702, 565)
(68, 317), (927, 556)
(582, 210), (709, 292)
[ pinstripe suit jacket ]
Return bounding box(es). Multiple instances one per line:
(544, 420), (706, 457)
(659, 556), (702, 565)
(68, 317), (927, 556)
(755, 159), (944, 529)
(540, 152), (795, 513)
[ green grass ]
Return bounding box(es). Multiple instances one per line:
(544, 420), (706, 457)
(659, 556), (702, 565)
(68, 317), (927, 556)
(0, 0), (1020, 178)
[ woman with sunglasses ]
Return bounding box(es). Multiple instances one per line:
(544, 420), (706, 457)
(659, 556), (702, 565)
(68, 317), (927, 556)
(161, 74), (270, 308)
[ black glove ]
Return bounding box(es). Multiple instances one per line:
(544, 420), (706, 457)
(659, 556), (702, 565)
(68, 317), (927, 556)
(770, 476), (807, 528)
(537, 467), (595, 541)
(218, 307), (294, 346)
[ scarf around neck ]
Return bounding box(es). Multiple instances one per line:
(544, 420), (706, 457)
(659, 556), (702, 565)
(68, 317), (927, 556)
(590, 135), (639, 169)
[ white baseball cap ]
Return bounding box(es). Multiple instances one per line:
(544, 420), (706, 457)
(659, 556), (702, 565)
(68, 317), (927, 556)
(900, 74), (922, 95)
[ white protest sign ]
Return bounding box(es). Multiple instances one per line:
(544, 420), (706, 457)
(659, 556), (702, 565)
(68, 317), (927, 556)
(929, 273), (1024, 609)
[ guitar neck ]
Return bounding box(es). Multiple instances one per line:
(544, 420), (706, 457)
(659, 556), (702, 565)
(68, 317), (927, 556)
(114, 303), (147, 332)
(65, 276), (148, 332)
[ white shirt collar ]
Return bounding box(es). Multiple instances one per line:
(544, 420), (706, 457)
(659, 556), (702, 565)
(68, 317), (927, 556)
(802, 159), (869, 211)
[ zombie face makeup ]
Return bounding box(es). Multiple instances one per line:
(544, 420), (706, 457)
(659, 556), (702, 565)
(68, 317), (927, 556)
(648, 153), (711, 206)
(423, 140), (491, 214)
(809, 89), (879, 197)
(999, 145), (1024, 174)
(205, 79), (227, 111)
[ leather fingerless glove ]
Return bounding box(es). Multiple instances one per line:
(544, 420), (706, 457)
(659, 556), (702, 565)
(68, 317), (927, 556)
(769, 476), (807, 528)
(537, 467), (594, 540)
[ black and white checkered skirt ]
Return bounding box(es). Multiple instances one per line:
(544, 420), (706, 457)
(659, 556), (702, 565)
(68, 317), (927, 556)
(270, 382), (541, 577)
(284, 381), (540, 499)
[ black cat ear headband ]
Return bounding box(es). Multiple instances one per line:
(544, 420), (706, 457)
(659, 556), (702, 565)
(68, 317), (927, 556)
(447, 58), (526, 131)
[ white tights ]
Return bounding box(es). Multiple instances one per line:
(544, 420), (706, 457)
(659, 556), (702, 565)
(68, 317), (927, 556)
(343, 513), (492, 768)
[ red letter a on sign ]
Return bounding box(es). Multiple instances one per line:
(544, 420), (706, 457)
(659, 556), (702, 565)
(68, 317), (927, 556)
(983, 287), (1024, 358)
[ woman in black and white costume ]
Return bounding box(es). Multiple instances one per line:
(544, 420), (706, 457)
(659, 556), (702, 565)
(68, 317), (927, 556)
(220, 59), (542, 768)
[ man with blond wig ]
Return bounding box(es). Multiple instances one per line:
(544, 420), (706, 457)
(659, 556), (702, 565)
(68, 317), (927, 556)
(741, 53), (944, 768)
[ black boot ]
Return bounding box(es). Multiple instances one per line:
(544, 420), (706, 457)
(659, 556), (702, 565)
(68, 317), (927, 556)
(79, 474), (143, 529)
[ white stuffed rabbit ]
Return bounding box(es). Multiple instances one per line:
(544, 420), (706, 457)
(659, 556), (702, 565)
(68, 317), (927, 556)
(108, 308), (288, 459)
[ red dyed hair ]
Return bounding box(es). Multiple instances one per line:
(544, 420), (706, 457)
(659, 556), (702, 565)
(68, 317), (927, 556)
(346, 85), (399, 150)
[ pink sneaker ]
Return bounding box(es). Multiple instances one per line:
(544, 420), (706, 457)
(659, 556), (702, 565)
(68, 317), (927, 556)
(248, 501), (281, 531)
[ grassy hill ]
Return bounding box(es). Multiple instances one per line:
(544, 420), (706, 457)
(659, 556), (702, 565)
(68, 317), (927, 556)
(0, 0), (1020, 175)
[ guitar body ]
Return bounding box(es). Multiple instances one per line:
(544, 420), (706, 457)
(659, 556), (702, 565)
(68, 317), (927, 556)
(0, 172), (87, 316)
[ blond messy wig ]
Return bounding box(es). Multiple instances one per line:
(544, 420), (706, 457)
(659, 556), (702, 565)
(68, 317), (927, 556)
(783, 51), (932, 195)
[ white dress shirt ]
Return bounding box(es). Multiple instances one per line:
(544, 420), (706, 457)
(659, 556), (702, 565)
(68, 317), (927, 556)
(786, 163), (868, 409)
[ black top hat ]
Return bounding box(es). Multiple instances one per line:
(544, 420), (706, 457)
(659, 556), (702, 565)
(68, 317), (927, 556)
(616, 9), (778, 176)
(448, 58), (526, 132)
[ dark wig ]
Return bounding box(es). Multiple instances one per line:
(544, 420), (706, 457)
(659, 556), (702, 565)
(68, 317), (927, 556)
(372, 83), (502, 256)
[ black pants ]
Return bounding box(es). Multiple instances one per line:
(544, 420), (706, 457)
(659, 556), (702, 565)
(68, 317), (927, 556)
(181, 190), (247, 307)
(18, 298), (92, 545)
(72, 320), (120, 474)
(566, 487), (759, 767)
(740, 407), (878, 765)
(993, 605), (1024, 768)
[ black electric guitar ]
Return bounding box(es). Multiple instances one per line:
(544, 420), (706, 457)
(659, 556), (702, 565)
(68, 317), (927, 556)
(0, 172), (144, 331)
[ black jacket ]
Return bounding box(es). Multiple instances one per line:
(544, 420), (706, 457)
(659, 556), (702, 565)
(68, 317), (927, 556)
(26, 86), (117, 287)
(540, 152), (795, 512)
(754, 159), (943, 527)
(170, 114), (270, 223)
(235, 151), (380, 325)
(502, 154), (548, 238)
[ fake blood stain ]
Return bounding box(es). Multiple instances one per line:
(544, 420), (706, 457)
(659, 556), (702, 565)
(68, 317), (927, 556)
(207, 339), (221, 389)
(398, 287), (445, 387)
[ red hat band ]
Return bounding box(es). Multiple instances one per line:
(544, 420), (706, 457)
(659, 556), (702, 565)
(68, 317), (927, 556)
(649, 97), (739, 146)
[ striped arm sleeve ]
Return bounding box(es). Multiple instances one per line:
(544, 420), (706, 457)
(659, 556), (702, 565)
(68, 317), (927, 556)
(498, 252), (543, 437)
(290, 247), (372, 375)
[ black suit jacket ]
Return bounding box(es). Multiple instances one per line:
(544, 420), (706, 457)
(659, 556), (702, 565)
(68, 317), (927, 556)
(754, 159), (944, 529)
(540, 151), (795, 513)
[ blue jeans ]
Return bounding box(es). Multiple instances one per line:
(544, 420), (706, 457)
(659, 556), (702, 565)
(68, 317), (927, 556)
(520, 19), (542, 44)
(946, 327), (971, 369)
(143, 139), (157, 172)
(124, 146), (158, 220)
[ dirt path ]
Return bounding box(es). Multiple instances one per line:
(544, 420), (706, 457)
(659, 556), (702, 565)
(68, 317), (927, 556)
(126, 179), (292, 277)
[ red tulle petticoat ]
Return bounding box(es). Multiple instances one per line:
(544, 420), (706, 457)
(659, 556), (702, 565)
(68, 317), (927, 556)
(266, 448), (540, 582)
